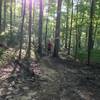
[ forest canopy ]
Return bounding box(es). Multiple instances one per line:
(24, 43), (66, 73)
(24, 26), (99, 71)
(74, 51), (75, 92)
(0, 0), (100, 65)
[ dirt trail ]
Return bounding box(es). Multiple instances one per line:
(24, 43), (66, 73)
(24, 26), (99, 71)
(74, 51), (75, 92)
(0, 56), (100, 100)
(39, 57), (82, 100)
(39, 57), (100, 100)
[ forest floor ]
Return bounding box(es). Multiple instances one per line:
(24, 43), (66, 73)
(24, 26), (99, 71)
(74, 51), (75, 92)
(0, 51), (100, 100)
(39, 57), (100, 100)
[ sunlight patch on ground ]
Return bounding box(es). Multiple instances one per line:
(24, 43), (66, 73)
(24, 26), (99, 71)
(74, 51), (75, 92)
(40, 61), (59, 82)
(0, 65), (14, 80)
(0, 48), (17, 67)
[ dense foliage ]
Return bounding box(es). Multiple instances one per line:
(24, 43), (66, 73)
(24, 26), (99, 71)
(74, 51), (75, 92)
(0, 0), (100, 64)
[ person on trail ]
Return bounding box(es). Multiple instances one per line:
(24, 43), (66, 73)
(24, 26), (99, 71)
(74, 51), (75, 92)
(47, 40), (52, 56)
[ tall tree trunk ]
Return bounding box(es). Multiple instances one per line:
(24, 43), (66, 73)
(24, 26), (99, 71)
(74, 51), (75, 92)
(45, 1), (50, 53)
(88, 0), (95, 65)
(10, 0), (13, 35)
(65, 0), (69, 49)
(3, 0), (6, 31)
(26, 0), (32, 58)
(53, 0), (62, 57)
(75, 0), (79, 59)
(0, 0), (2, 33)
(19, 0), (26, 59)
(68, 0), (73, 55)
(32, 0), (35, 42)
(14, 0), (16, 25)
(38, 0), (43, 56)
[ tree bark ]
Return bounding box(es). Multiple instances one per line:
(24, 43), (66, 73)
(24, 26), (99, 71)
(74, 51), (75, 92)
(19, 0), (26, 59)
(75, 0), (79, 59)
(65, 0), (69, 49)
(14, 0), (16, 25)
(53, 0), (62, 57)
(68, 0), (73, 55)
(38, 0), (43, 56)
(3, 0), (6, 31)
(26, 0), (32, 58)
(45, 1), (50, 53)
(0, 0), (2, 33)
(88, 0), (95, 65)
(10, 0), (13, 35)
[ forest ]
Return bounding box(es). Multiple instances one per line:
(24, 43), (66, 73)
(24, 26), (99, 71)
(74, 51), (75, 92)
(0, 0), (100, 100)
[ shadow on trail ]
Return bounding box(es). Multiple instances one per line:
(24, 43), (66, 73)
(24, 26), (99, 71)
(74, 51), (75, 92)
(0, 59), (41, 100)
(40, 56), (100, 100)
(0, 56), (100, 100)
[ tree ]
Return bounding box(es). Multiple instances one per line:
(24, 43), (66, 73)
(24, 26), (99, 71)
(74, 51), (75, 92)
(38, 0), (43, 56)
(26, 0), (32, 58)
(19, 0), (26, 59)
(32, 0), (35, 43)
(53, 0), (62, 57)
(14, 0), (16, 25)
(65, 0), (70, 49)
(88, 0), (95, 65)
(68, 0), (73, 55)
(10, 0), (13, 35)
(75, 0), (79, 59)
(4, 0), (6, 31)
(0, 0), (2, 33)
(45, 1), (50, 53)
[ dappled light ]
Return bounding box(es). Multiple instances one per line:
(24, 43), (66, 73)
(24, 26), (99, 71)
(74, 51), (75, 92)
(0, 0), (100, 99)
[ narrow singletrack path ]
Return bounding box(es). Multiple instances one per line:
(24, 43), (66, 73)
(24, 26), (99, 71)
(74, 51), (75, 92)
(0, 56), (100, 100)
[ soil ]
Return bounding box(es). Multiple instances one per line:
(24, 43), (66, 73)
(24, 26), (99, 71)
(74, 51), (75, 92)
(0, 56), (100, 100)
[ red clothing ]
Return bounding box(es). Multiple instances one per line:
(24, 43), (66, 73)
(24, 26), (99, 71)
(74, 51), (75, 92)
(48, 42), (52, 49)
